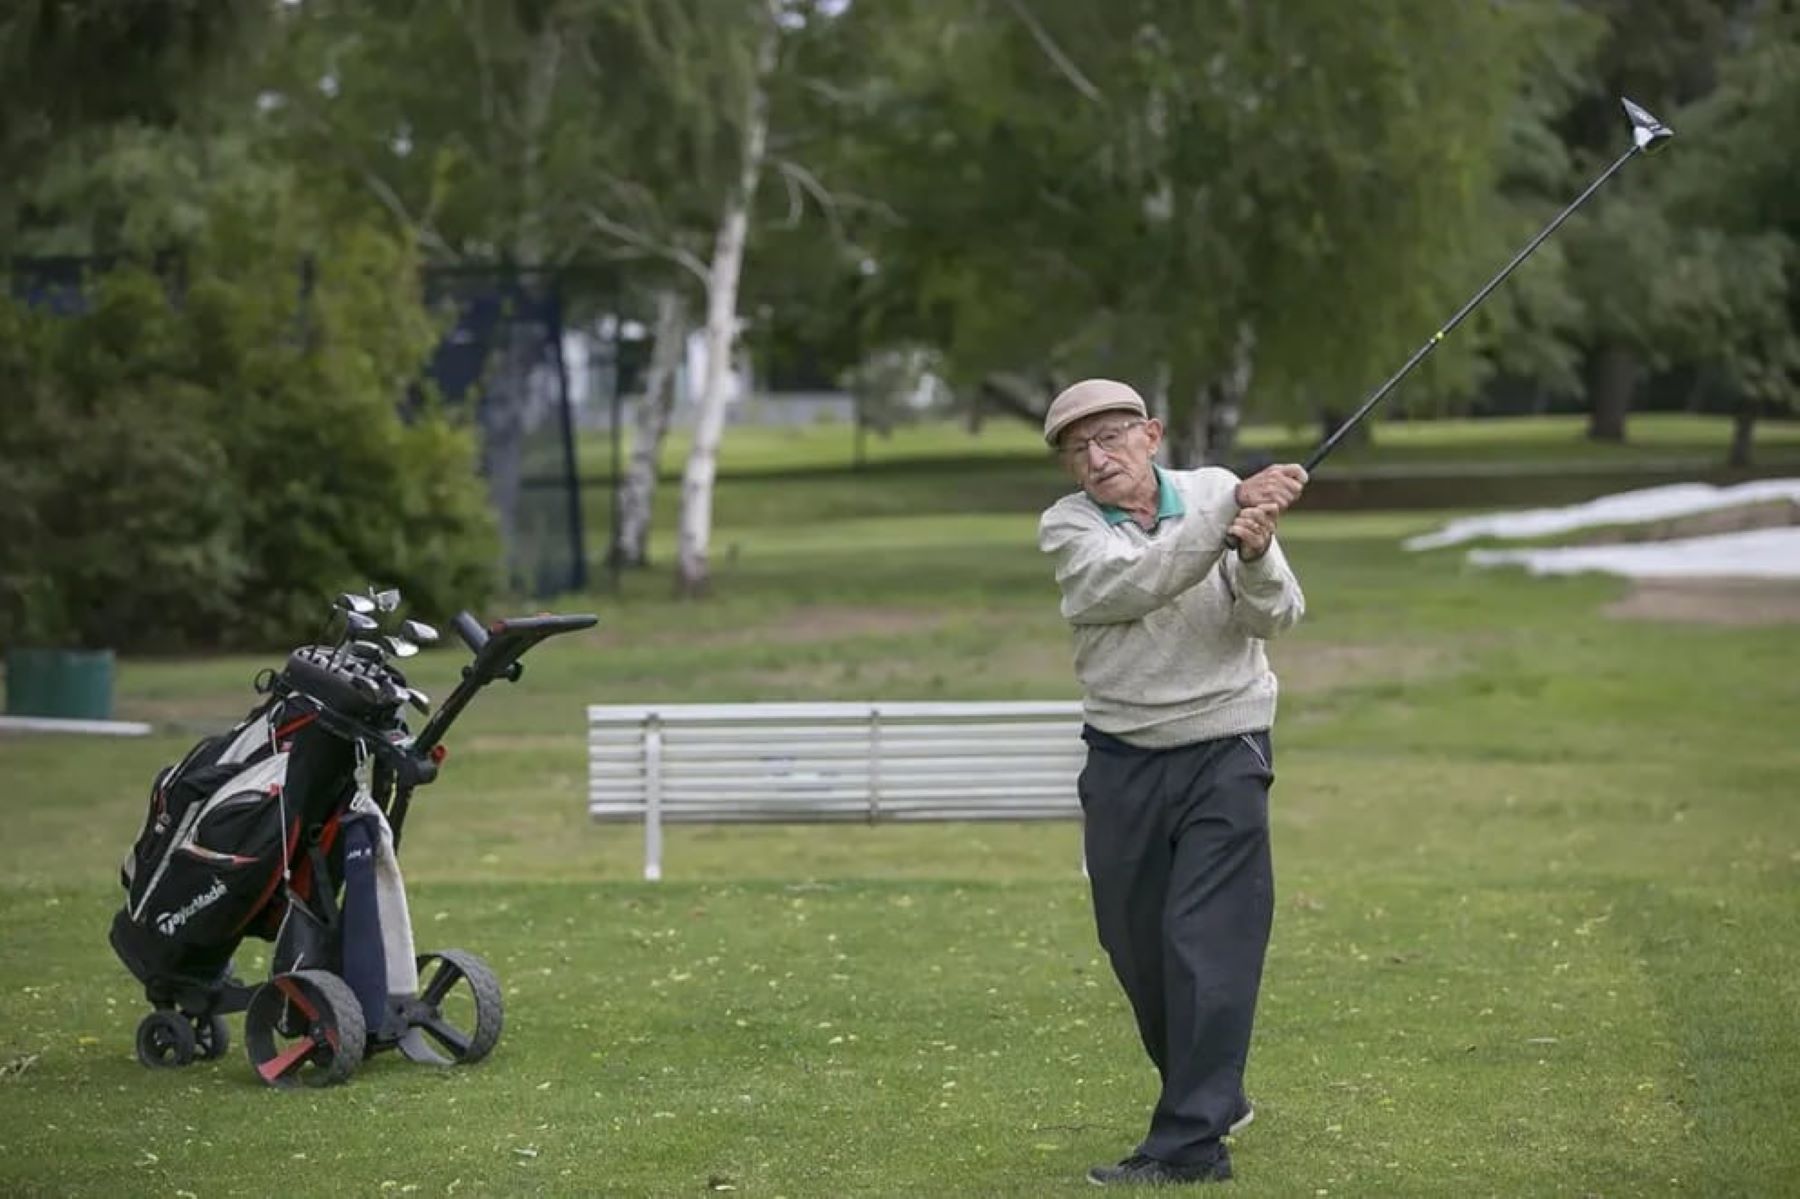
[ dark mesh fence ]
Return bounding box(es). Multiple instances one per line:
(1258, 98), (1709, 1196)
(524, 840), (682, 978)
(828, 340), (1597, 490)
(420, 267), (586, 597)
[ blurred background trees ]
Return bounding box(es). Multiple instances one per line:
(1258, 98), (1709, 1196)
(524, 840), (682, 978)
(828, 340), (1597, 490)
(3, 0), (1795, 645)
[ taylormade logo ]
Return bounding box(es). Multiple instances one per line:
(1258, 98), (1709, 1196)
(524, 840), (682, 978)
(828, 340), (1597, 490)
(155, 879), (227, 937)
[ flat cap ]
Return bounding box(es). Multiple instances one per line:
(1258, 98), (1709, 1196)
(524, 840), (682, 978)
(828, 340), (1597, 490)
(1043, 378), (1148, 447)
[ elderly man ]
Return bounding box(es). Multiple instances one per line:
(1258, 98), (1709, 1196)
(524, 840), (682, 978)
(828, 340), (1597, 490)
(1037, 378), (1307, 1187)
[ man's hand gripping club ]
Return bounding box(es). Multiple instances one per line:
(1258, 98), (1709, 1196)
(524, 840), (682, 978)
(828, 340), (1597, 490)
(1228, 464), (1308, 560)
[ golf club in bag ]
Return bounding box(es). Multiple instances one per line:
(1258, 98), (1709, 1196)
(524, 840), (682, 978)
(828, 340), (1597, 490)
(109, 588), (596, 1087)
(1227, 96), (1674, 547)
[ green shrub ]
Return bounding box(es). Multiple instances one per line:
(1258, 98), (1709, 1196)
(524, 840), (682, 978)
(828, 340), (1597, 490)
(0, 195), (498, 652)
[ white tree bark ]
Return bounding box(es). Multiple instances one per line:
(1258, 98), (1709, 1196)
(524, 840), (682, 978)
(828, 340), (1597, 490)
(674, 10), (779, 596)
(1193, 323), (1256, 466)
(614, 288), (688, 567)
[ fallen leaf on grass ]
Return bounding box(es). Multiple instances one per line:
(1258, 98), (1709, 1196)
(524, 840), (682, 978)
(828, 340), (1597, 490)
(0, 1054), (40, 1079)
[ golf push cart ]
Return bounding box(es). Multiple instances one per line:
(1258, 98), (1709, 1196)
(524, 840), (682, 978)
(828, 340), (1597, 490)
(109, 588), (595, 1087)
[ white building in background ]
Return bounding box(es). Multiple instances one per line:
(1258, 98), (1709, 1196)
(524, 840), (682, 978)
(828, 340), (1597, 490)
(563, 319), (855, 431)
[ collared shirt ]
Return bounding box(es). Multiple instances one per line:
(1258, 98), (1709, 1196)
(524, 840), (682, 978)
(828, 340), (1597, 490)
(1095, 466), (1186, 529)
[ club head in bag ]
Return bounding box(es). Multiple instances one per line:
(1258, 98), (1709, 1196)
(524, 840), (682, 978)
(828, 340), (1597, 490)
(383, 636), (420, 659)
(406, 687), (432, 714)
(371, 587), (403, 613)
(336, 593), (377, 616)
(401, 619), (439, 645)
(343, 611), (380, 637)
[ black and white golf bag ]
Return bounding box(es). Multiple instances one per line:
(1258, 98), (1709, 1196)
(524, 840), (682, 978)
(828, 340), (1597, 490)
(107, 598), (593, 1087)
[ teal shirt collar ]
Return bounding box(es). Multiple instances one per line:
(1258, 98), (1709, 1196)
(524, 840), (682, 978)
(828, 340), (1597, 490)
(1096, 466), (1185, 527)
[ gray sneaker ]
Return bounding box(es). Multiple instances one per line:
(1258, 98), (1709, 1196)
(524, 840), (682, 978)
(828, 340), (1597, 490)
(1228, 1100), (1255, 1136)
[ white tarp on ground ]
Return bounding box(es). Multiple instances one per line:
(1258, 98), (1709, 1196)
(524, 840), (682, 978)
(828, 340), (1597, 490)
(1467, 527), (1800, 581)
(1404, 479), (1800, 550)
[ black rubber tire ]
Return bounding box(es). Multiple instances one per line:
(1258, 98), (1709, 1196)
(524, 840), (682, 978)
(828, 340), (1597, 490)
(414, 949), (504, 1065)
(135, 1010), (196, 1069)
(243, 970), (367, 1088)
(191, 1012), (231, 1061)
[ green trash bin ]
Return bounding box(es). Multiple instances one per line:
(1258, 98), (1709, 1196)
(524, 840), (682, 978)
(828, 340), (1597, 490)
(3, 648), (116, 721)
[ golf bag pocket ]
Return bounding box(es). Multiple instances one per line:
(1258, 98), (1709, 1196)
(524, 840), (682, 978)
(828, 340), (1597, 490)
(119, 694), (297, 889)
(123, 754), (294, 949)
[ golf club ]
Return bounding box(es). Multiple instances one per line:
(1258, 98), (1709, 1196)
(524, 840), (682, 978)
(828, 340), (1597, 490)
(1227, 96), (1673, 548)
(401, 619), (439, 646)
(382, 636), (420, 659)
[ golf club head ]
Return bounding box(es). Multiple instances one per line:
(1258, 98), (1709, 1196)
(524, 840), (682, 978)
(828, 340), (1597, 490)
(348, 639), (386, 660)
(344, 611), (380, 636)
(371, 587), (403, 614)
(400, 619), (439, 645)
(336, 592), (377, 616)
(1622, 96), (1673, 154)
(406, 686), (432, 714)
(383, 636), (420, 659)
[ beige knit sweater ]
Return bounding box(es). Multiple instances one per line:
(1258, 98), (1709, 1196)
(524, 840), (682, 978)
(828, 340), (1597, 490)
(1037, 467), (1306, 748)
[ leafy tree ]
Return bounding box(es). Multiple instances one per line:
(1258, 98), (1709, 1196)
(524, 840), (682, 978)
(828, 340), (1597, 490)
(581, 0), (870, 594)
(263, 0), (636, 575)
(1658, 0), (1800, 463)
(0, 0), (271, 252)
(829, 0), (1572, 466)
(1549, 0), (1752, 443)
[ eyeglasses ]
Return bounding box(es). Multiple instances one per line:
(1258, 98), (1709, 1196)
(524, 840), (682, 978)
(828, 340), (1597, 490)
(1058, 419), (1146, 462)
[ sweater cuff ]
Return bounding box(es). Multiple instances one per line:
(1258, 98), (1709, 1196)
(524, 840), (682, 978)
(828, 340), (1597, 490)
(1236, 543), (1289, 590)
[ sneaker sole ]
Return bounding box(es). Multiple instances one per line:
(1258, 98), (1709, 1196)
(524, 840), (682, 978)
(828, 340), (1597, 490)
(1228, 1104), (1255, 1136)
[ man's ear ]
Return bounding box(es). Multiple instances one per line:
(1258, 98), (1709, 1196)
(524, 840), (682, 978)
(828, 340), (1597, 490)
(1143, 417), (1164, 452)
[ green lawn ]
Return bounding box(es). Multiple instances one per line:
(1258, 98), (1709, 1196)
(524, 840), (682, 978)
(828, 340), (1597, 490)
(576, 412), (1800, 478)
(2, 440), (1798, 1196)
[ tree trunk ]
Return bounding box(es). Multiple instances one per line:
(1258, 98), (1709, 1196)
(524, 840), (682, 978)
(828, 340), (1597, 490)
(483, 24), (563, 586)
(1201, 324), (1255, 467)
(613, 288), (688, 567)
(1585, 341), (1639, 443)
(674, 13), (777, 598)
(1147, 362), (1171, 466)
(1728, 400), (1757, 468)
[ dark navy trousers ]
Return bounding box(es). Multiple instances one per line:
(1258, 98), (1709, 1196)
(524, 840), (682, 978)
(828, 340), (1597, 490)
(1079, 725), (1276, 1166)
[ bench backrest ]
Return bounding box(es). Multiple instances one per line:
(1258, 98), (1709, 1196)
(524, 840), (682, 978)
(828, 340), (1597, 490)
(586, 700), (1088, 879)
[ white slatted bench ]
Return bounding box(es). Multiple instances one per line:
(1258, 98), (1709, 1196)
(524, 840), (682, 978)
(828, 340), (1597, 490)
(586, 700), (1087, 880)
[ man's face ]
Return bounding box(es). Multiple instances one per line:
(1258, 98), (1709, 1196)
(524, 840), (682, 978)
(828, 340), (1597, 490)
(1058, 410), (1163, 507)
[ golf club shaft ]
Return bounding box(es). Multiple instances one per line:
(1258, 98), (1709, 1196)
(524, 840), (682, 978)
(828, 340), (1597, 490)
(1304, 142), (1643, 474)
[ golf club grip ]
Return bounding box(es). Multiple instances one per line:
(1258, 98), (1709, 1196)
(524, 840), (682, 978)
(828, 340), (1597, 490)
(451, 611), (489, 652)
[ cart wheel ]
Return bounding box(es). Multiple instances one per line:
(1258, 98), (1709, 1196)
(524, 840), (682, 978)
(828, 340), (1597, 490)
(243, 970), (366, 1089)
(414, 950), (504, 1065)
(135, 1010), (197, 1068)
(191, 1012), (231, 1061)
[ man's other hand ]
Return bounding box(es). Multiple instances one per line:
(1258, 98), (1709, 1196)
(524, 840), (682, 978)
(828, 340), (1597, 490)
(1229, 504), (1281, 561)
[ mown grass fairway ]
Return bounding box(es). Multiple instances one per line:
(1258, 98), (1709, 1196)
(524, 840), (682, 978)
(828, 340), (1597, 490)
(2, 417), (1797, 1196)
